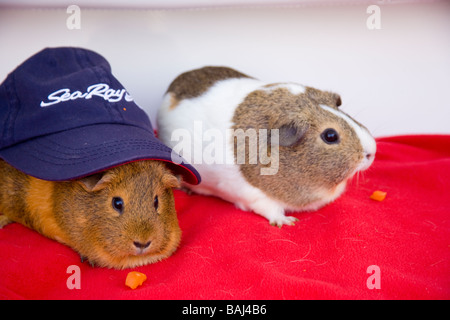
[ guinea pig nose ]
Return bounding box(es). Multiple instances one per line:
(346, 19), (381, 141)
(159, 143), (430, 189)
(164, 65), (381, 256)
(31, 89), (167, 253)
(133, 240), (151, 249)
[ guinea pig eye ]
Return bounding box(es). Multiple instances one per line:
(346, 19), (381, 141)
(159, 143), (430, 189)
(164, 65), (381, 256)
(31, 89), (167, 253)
(112, 197), (124, 214)
(321, 128), (340, 144)
(153, 195), (159, 212)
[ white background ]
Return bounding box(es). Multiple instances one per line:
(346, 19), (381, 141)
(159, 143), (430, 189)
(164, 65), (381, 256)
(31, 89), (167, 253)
(1, 0), (449, 138)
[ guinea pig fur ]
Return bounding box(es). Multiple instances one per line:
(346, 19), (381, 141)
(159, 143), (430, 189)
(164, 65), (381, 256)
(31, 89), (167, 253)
(0, 160), (181, 269)
(157, 66), (376, 227)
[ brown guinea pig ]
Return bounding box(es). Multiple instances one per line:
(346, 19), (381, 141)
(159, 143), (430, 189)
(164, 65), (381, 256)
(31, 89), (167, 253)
(157, 66), (377, 227)
(0, 160), (181, 269)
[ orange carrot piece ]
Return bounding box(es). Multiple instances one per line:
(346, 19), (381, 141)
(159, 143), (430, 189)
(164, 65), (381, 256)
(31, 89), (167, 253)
(370, 190), (387, 201)
(125, 271), (147, 289)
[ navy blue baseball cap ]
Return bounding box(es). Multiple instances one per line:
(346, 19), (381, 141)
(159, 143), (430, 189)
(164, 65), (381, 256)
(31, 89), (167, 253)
(0, 47), (200, 184)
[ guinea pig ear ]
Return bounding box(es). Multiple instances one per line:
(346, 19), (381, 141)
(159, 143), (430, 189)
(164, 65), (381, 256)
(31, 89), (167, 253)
(277, 123), (309, 147)
(162, 173), (181, 189)
(306, 87), (342, 108)
(334, 94), (342, 107)
(77, 171), (114, 192)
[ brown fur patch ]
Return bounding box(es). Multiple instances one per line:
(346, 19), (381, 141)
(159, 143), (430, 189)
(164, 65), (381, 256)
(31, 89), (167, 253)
(232, 86), (363, 207)
(167, 66), (251, 100)
(26, 178), (70, 243)
(0, 160), (71, 244)
(0, 160), (33, 228)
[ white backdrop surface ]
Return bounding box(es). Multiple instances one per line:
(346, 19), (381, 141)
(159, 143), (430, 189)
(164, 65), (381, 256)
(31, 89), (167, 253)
(1, 1), (449, 137)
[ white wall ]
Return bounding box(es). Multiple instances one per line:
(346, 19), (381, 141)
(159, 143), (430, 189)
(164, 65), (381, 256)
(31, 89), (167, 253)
(1, 1), (449, 137)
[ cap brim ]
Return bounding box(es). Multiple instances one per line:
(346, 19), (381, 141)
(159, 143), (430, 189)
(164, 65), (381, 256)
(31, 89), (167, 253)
(0, 124), (200, 184)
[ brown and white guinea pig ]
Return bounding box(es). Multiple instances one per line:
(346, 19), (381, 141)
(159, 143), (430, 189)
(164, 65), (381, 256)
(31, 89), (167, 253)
(157, 66), (376, 227)
(0, 160), (181, 269)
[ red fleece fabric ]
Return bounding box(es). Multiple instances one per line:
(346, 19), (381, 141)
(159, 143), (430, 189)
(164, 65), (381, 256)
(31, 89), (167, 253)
(0, 135), (449, 300)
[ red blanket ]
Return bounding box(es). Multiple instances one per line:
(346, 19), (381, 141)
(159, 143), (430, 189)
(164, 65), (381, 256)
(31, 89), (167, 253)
(1, 135), (449, 300)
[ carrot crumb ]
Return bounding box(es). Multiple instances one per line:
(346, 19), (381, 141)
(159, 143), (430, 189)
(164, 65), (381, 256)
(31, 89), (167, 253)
(125, 271), (147, 289)
(370, 190), (387, 202)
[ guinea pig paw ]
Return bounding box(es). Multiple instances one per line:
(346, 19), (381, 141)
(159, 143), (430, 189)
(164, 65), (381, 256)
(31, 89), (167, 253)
(79, 254), (96, 267)
(0, 215), (14, 228)
(269, 215), (299, 228)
